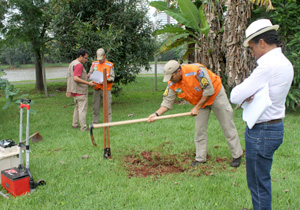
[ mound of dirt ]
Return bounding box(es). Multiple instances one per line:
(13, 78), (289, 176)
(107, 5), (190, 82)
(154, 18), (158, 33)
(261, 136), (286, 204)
(124, 150), (244, 178)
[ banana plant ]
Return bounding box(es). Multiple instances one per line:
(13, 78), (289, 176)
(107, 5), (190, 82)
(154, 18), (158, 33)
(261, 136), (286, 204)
(150, 0), (209, 60)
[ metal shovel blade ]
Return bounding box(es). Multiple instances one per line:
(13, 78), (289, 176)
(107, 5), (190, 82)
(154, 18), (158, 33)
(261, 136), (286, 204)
(30, 131), (43, 143)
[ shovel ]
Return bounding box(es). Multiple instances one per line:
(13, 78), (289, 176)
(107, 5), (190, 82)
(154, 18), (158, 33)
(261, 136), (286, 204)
(25, 131), (43, 143)
(89, 112), (191, 151)
(102, 68), (111, 159)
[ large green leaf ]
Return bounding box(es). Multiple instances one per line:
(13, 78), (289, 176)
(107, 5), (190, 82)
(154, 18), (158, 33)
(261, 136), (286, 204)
(199, 5), (209, 36)
(150, 1), (181, 13)
(151, 0), (209, 36)
(178, 0), (201, 32)
(160, 37), (193, 54)
(153, 24), (187, 36)
(164, 10), (191, 27)
(150, 1), (191, 28)
(150, 1), (169, 12)
(158, 33), (190, 54)
(150, 0), (210, 60)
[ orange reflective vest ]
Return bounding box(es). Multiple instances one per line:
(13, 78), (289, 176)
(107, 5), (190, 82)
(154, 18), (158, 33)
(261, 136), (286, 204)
(91, 59), (114, 91)
(168, 63), (222, 108)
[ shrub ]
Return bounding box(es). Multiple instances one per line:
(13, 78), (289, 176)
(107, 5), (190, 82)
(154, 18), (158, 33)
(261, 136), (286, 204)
(0, 68), (28, 109)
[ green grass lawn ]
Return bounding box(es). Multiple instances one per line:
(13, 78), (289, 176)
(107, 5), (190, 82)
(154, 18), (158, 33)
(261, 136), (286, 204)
(0, 76), (299, 209)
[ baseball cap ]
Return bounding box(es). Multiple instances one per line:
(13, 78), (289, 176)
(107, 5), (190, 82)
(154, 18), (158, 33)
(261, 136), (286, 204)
(243, 19), (279, 47)
(163, 60), (180, 82)
(97, 48), (105, 60)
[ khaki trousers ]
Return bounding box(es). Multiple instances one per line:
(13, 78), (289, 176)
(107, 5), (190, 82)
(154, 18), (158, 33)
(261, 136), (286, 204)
(92, 89), (112, 123)
(72, 95), (88, 131)
(194, 86), (243, 162)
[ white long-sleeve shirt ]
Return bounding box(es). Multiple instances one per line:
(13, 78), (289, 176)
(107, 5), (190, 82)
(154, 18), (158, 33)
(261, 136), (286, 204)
(230, 47), (294, 123)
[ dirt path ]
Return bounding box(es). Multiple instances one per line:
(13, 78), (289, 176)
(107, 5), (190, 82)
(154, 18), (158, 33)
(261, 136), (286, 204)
(2, 67), (68, 82)
(2, 64), (164, 83)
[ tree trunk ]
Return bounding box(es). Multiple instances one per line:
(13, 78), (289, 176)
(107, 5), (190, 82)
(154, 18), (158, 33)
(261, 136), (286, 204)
(222, 0), (256, 86)
(195, 0), (256, 88)
(33, 48), (44, 91)
(196, 2), (224, 75)
(187, 42), (195, 63)
(41, 52), (48, 97)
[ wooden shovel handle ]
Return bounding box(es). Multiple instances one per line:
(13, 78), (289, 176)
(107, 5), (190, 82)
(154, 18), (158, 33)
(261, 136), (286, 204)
(91, 112), (191, 129)
(103, 68), (108, 149)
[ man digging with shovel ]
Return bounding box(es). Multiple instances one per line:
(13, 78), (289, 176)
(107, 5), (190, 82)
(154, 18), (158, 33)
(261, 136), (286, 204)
(147, 60), (243, 167)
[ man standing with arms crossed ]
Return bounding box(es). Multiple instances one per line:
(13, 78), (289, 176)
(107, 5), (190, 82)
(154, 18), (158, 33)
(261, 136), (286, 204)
(66, 49), (95, 131)
(148, 60), (243, 167)
(89, 48), (115, 123)
(230, 19), (294, 210)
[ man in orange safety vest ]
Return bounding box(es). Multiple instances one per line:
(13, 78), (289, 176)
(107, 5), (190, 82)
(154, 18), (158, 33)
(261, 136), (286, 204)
(89, 48), (115, 123)
(148, 60), (243, 167)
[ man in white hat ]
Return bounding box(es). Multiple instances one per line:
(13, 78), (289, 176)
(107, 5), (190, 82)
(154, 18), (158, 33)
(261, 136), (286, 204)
(89, 48), (115, 123)
(230, 19), (294, 210)
(147, 60), (243, 168)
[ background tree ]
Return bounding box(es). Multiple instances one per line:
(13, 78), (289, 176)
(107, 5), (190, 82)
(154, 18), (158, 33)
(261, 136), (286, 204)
(150, 0), (252, 94)
(0, 0), (51, 92)
(221, 0), (299, 108)
(150, 0), (264, 85)
(0, 41), (34, 67)
(49, 0), (156, 93)
(151, 0), (299, 109)
(252, 0), (300, 109)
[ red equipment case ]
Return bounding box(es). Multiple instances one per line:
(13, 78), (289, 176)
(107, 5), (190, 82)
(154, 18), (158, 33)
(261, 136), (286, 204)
(1, 167), (30, 197)
(1, 99), (45, 198)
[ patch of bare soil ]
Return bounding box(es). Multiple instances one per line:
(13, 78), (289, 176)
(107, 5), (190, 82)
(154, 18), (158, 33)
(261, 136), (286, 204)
(124, 151), (185, 178)
(124, 150), (243, 178)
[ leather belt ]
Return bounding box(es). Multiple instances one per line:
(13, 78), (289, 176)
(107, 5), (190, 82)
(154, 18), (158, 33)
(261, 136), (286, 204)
(256, 119), (282, 125)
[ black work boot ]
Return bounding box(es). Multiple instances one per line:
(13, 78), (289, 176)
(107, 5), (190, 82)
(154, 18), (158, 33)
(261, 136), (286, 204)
(191, 161), (206, 167)
(230, 156), (241, 167)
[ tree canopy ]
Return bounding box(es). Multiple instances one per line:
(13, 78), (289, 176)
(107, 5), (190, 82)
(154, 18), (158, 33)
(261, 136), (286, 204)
(0, 0), (51, 91)
(150, 0), (299, 109)
(49, 0), (156, 91)
(1, 0), (156, 94)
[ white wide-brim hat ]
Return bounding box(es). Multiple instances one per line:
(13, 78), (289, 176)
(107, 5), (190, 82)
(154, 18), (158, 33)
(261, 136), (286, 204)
(243, 19), (279, 47)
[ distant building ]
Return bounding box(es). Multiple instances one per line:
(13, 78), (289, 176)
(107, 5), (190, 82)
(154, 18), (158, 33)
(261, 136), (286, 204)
(152, 11), (177, 27)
